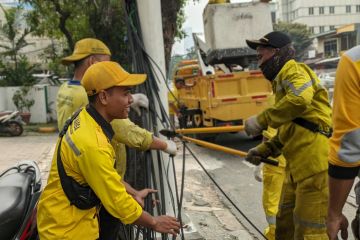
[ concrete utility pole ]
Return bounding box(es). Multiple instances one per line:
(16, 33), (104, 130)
(136, 0), (176, 218)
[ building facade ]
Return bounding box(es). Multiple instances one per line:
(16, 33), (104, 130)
(314, 23), (360, 57)
(0, 4), (63, 67)
(277, 0), (360, 34)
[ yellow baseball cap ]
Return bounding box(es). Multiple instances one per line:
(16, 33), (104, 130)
(82, 61), (147, 96)
(61, 38), (111, 65)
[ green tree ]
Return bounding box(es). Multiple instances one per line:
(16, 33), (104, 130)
(161, 0), (188, 69)
(22, 0), (129, 65)
(273, 21), (313, 60)
(0, 4), (32, 69)
(0, 4), (37, 87)
(38, 40), (67, 77)
(0, 56), (37, 86)
(22, 0), (192, 70)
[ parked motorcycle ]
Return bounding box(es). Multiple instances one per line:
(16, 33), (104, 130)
(0, 111), (24, 136)
(0, 160), (42, 240)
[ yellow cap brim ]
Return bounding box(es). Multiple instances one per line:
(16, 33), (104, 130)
(116, 74), (147, 87)
(61, 53), (91, 65)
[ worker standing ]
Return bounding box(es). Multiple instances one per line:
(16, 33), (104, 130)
(244, 31), (332, 239)
(56, 38), (177, 239)
(326, 45), (360, 240)
(254, 127), (286, 240)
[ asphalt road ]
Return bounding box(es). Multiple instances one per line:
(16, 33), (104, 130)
(185, 131), (357, 240)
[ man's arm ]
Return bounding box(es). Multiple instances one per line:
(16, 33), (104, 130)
(80, 147), (143, 224)
(150, 137), (177, 156)
(327, 175), (355, 240)
(111, 119), (153, 151)
(122, 180), (157, 208)
(169, 102), (180, 115)
(111, 119), (177, 155)
(257, 68), (315, 129)
(149, 136), (167, 150)
(79, 146), (179, 234)
(134, 211), (180, 236)
(327, 170), (358, 240)
(123, 180), (137, 196)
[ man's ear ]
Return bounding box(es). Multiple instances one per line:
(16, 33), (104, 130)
(98, 90), (109, 105)
(88, 55), (97, 66)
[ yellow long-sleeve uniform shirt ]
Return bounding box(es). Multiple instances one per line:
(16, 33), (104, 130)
(328, 45), (360, 178)
(57, 80), (88, 131)
(56, 81), (153, 179)
(111, 120), (153, 178)
(37, 106), (142, 239)
(257, 59), (332, 182)
(168, 87), (178, 115)
(257, 60), (331, 239)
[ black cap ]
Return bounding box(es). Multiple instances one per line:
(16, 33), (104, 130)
(246, 31), (292, 50)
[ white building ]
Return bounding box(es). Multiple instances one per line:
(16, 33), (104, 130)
(277, 0), (360, 34)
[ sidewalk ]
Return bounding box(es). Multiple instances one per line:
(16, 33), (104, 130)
(0, 133), (254, 239)
(0, 132), (57, 184)
(174, 143), (254, 240)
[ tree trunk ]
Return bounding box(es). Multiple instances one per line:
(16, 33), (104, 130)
(161, 0), (182, 72)
(48, 0), (74, 51)
(89, 1), (132, 69)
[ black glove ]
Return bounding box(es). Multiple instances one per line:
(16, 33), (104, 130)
(245, 143), (273, 166)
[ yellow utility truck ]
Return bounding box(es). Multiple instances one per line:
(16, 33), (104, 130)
(172, 1), (273, 137)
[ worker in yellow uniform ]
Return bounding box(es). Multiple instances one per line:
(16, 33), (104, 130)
(168, 78), (185, 127)
(326, 45), (360, 240)
(244, 31), (332, 239)
(254, 127), (286, 240)
(168, 85), (178, 127)
(57, 38), (177, 240)
(37, 61), (180, 239)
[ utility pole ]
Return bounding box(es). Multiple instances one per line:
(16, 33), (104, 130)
(136, 0), (176, 219)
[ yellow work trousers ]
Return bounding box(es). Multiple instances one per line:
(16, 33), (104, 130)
(275, 170), (328, 240)
(262, 164), (286, 240)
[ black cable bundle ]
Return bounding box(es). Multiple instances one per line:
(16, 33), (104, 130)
(121, 1), (267, 240)
(122, 1), (184, 240)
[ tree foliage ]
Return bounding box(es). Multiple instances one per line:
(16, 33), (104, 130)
(21, 0), (192, 71)
(274, 21), (313, 60)
(21, 0), (130, 67)
(0, 4), (38, 87)
(12, 85), (35, 112)
(161, 0), (195, 70)
(0, 4), (32, 68)
(0, 56), (37, 86)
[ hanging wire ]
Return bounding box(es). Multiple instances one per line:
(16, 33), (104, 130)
(123, 0), (267, 239)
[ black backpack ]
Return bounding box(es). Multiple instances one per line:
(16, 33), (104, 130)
(57, 109), (100, 210)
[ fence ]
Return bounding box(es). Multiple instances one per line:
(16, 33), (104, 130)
(0, 85), (60, 123)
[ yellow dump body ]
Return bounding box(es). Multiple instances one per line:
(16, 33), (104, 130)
(171, 60), (272, 128)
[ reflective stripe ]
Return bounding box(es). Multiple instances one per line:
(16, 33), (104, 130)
(279, 79), (313, 96)
(266, 215), (276, 225)
(65, 132), (81, 156)
(338, 128), (360, 163)
(293, 214), (326, 229)
(346, 45), (360, 62)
